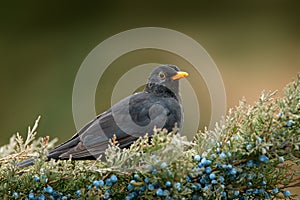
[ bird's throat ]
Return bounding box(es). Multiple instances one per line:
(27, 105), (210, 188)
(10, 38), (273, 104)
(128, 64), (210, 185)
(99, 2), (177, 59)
(145, 83), (178, 100)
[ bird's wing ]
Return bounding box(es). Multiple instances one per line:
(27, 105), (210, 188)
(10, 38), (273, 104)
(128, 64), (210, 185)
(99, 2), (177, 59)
(48, 92), (170, 160)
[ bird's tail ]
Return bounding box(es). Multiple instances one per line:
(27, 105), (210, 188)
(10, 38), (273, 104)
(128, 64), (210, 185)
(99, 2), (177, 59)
(17, 158), (35, 168)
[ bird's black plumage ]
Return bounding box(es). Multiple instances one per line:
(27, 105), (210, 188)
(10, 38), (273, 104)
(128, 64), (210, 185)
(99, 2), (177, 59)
(18, 65), (188, 167)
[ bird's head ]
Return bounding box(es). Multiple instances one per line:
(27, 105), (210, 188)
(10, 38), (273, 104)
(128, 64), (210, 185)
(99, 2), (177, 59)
(145, 65), (189, 97)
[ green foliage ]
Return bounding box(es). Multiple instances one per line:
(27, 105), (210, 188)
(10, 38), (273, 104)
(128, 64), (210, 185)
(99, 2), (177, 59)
(0, 75), (299, 199)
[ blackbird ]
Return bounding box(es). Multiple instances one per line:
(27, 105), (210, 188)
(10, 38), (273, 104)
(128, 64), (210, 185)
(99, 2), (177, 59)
(18, 65), (188, 168)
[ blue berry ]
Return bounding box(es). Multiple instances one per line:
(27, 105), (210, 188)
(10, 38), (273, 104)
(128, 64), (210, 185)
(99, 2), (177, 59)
(200, 178), (205, 184)
(205, 167), (212, 174)
(211, 180), (217, 184)
(246, 189), (252, 195)
(165, 181), (172, 187)
(234, 190), (240, 196)
(191, 183), (201, 190)
(33, 176), (40, 182)
(219, 151), (226, 159)
(163, 189), (170, 196)
(248, 182), (252, 186)
(226, 140), (231, 146)
(279, 156), (284, 163)
(209, 173), (216, 179)
(219, 152), (226, 159)
(37, 194), (45, 200)
(161, 162), (167, 168)
(221, 191), (227, 197)
(152, 169), (158, 175)
(130, 180), (136, 184)
(148, 184), (155, 190)
(186, 176), (192, 182)
(272, 188), (278, 194)
(105, 178), (113, 186)
(221, 164), (227, 169)
(76, 190), (81, 195)
(12, 192), (18, 198)
(140, 185), (146, 192)
(230, 168), (237, 175)
(204, 159), (212, 166)
(99, 180), (104, 186)
(133, 174), (139, 179)
(194, 155), (201, 162)
(246, 144), (252, 151)
(286, 120), (294, 127)
(46, 186), (53, 194)
(262, 181), (267, 186)
(93, 180), (100, 187)
(174, 182), (181, 190)
(259, 188), (265, 194)
(104, 190), (110, 199)
(156, 188), (163, 196)
(110, 175), (118, 183)
(257, 137), (263, 143)
(259, 155), (269, 163)
(201, 157), (207, 165)
(253, 188), (259, 194)
(247, 160), (254, 168)
(125, 195), (132, 200)
(28, 193), (35, 199)
(144, 177), (149, 183)
(283, 190), (290, 197)
(219, 176), (225, 182)
(41, 174), (48, 183)
(127, 184), (134, 191)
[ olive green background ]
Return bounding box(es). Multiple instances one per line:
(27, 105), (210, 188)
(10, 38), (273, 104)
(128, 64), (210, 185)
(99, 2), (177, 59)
(0, 1), (299, 147)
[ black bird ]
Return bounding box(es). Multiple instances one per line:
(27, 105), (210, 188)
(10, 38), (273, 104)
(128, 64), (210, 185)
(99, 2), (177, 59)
(18, 65), (188, 167)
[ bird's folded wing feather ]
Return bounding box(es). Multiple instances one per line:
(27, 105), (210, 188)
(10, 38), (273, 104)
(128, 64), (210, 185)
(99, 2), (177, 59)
(48, 93), (170, 160)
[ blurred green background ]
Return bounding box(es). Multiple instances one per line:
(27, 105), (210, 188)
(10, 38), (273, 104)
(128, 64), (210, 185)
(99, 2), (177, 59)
(0, 1), (299, 146)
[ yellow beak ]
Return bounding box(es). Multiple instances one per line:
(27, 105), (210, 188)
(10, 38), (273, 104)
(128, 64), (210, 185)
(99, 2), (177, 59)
(171, 71), (189, 80)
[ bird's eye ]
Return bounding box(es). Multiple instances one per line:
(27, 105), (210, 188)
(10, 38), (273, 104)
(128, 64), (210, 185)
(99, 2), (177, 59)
(158, 71), (166, 79)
